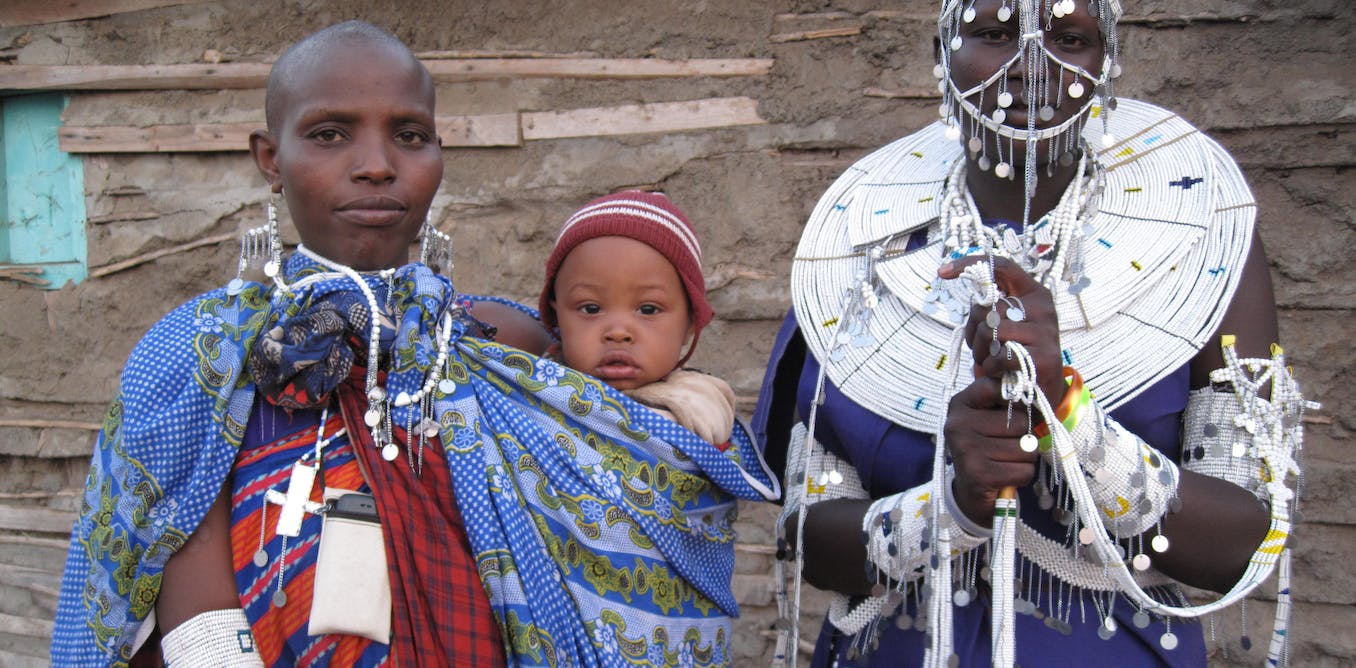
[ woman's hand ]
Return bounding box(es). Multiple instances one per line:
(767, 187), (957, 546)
(943, 375), (1039, 526)
(939, 256), (1068, 407)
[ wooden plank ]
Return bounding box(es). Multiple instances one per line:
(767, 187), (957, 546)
(863, 86), (942, 99)
(87, 211), (160, 225)
(0, 0), (209, 28)
(0, 612), (53, 641)
(423, 58), (774, 82)
(0, 418), (101, 431)
(88, 232), (235, 278)
(1, 63), (272, 92)
(1, 58), (773, 93)
(60, 113), (521, 153)
(522, 97), (765, 141)
(0, 504), (76, 534)
(415, 49), (599, 60)
(59, 121), (258, 152)
(437, 112), (520, 147)
(769, 26), (863, 43)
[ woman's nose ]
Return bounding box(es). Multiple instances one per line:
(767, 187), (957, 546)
(352, 137), (396, 184)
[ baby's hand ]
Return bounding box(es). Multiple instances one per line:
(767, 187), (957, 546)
(625, 370), (735, 446)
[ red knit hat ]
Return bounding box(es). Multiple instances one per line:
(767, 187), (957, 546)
(539, 190), (713, 366)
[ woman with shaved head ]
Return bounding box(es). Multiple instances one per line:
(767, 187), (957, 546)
(53, 21), (774, 667)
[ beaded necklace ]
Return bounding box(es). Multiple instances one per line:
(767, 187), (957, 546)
(937, 145), (1102, 292)
(295, 245), (456, 470)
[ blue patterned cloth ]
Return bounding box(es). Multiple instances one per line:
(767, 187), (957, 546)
(52, 254), (779, 667)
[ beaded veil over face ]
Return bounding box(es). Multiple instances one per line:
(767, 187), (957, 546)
(937, 0), (1122, 226)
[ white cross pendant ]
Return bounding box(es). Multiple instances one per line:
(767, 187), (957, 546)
(264, 462), (325, 537)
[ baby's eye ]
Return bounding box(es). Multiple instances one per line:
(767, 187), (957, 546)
(638, 304), (661, 316)
(579, 304), (601, 315)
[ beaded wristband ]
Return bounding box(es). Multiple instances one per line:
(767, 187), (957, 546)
(1034, 367), (1089, 450)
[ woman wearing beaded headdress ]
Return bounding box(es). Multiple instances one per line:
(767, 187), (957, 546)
(756, 0), (1315, 666)
(51, 21), (776, 668)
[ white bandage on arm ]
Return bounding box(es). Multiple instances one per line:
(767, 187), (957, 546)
(160, 608), (265, 668)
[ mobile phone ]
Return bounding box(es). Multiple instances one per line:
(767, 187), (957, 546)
(329, 492), (379, 522)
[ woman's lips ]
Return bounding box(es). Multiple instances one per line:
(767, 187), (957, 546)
(336, 196), (407, 227)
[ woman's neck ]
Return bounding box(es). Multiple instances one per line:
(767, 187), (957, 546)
(963, 156), (1079, 224)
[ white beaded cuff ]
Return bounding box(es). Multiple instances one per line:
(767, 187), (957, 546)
(864, 467), (989, 583)
(161, 608), (265, 668)
(1059, 398), (1181, 539)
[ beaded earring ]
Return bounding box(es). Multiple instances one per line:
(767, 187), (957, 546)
(419, 216), (454, 277)
(228, 193), (285, 296)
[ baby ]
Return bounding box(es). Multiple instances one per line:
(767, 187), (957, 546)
(539, 190), (736, 445)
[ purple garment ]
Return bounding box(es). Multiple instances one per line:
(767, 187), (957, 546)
(754, 308), (1207, 667)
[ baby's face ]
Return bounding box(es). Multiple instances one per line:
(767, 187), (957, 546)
(552, 236), (694, 390)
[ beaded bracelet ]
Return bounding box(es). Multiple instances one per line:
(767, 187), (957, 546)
(1034, 367), (1089, 450)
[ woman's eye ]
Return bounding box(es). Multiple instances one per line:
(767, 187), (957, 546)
(396, 129), (430, 146)
(311, 128), (344, 143)
(977, 28), (1011, 43)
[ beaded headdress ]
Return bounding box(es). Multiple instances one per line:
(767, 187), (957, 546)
(936, 0), (1122, 224)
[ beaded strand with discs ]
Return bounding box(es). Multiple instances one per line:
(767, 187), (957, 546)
(297, 245), (457, 471)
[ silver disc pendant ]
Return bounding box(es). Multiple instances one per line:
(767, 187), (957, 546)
(1038, 106), (1056, 122)
(953, 589), (971, 607)
(998, 91), (1014, 108)
(986, 310), (1001, 328)
(439, 378), (456, 394)
(1133, 611), (1151, 628)
(263, 261), (279, 278)
(1006, 306), (1025, 322)
(227, 278), (245, 296)
(272, 589), (287, 608)
(252, 549), (268, 568)
(1019, 434), (1038, 452)
(1132, 553), (1151, 571)
(1160, 632), (1179, 651)
(381, 443), (400, 461)
(364, 409), (382, 428)
(1151, 534), (1170, 553)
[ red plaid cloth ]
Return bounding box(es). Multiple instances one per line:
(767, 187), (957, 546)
(339, 379), (506, 667)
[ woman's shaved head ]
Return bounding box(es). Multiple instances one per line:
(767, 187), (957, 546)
(264, 21), (433, 132)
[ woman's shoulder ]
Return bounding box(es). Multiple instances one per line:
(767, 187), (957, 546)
(122, 283), (272, 392)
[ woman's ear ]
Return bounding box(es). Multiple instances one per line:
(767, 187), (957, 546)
(248, 129), (283, 193)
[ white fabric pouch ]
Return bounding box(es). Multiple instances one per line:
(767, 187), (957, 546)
(308, 490), (391, 643)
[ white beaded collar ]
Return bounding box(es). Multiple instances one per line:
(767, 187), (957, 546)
(792, 99), (1256, 432)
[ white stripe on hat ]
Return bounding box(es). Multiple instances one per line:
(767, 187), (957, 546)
(556, 200), (702, 261)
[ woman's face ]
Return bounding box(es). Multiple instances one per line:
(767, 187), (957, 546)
(252, 42), (443, 271)
(947, 0), (1106, 163)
